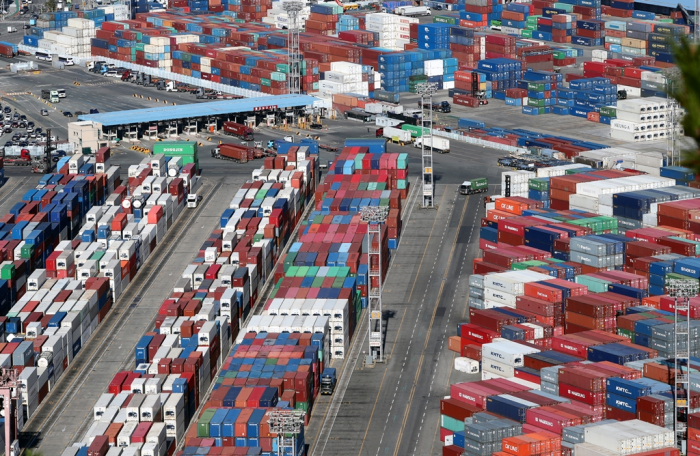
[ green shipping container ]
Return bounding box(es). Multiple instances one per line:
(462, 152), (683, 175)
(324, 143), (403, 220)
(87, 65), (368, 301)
(616, 328), (634, 341)
(434, 15), (458, 24)
(470, 177), (488, 190)
(153, 141), (199, 168)
(354, 153), (365, 170)
(0, 264), (15, 280)
(521, 29), (533, 37)
(197, 409), (216, 437)
(401, 124), (430, 138)
(527, 82), (547, 92)
(529, 178), (549, 191)
(20, 245), (34, 259)
(599, 106), (616, 117)
(527, 99), (547, 108)
(397, 153), (408, 169)
(441, 414), (465, 432)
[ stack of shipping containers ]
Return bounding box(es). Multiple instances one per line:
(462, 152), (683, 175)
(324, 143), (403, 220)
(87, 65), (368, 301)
(62, 137), (410, 455)
(0, 146), (201, 446)
(441, 159), (700, 456)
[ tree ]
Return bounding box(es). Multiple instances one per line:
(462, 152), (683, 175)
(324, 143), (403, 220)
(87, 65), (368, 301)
(45, 0), (55, 12)
(671, 39), (700, 173)
(25, 451), (43, 456)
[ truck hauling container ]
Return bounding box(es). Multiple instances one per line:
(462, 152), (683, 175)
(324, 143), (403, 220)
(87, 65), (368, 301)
(321, 368), (337, 395)
(460, 178), (488, 195)
(419, 101), (451, 113)
(382, 126), (412, 145)
(396, 5), (431, 16)
(222, 121), (254, 141)
(211, 144), (252, 163)
(414, 136), (450, 153)
(211, 143), (276, 162)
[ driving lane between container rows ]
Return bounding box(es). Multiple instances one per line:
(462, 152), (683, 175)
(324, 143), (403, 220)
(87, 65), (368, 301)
(306, 183), (468, 456)
(401, 187), (486, 456)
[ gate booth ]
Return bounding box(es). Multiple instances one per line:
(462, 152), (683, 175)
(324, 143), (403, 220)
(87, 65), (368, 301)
(105, 128), (119, 143)
(166, 121), (178, 137)
(245, 117), (256, 129)
(205, 116), (218, 133)
(124, 125), (139, 142)
(264, 114), (275, 127)
(144, 123), (159, 139)
(184, 119), (198, 135)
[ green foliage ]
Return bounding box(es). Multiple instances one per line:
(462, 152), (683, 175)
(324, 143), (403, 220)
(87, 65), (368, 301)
(671, 39), (700, 173)
(45, 0), (56, 12)
(25, 451), (44, 456)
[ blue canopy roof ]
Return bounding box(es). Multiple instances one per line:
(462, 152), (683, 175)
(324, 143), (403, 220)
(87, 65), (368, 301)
(78, 94), (318, 127)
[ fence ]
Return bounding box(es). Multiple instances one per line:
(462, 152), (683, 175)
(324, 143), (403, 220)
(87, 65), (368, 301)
(432, 129), (529, 155)
(18, 45), (269, 98)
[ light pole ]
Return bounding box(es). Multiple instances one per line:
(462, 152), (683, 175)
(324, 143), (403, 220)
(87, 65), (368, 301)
(416, 82), (438, 209)
(360, 206), (388, 363)
(282, 1), (303, 96)
(666, 278), (699, 451)
(268, 409), (306, 456)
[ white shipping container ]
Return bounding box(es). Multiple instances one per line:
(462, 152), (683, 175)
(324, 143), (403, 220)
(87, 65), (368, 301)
(454, 357), (480, 374)
(483, 288), (517, 306)
(481, 358), (515, 377)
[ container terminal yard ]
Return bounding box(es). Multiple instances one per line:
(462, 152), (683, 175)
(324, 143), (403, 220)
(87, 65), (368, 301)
(0, 0), (698, 455)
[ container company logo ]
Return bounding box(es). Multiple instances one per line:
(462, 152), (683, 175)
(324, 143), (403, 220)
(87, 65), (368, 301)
(615, 399), (630, 409)
(489, 363), (505, 372)
(457, 391), (475, 402)
(536, 291), (548, 299)
(535, 416), (553, 427)
(162, 148), (184, 153)
(566, 388), (585, 399)
(489, 351), (504, 359)
(680, 266), (697, 275)
(503, 223), (519, 232)
(561, 344), (578, 353)
(467, 331), (484, 340)
(504, 443), (518, 452)
(491, 281), (506, 289)
(614, 386), (631, 395)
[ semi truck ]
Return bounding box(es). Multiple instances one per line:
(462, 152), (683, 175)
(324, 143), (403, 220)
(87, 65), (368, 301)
(222, 121), (254, 141)
(211, 143), (275, 162)
(459, 178), (488, 195)
(211, 144), (253, 163)
(395, 5), (431, 16)
(320, 368), (337, 395)
(414, 136), (450, 153)
(382, 126), (412, 145)
(418, 100), (451, 113)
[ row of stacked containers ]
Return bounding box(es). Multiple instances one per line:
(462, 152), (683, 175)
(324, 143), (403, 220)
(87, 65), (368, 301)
(0, 147), (200, 446)
(441, 161), (700, 456)
(62, 138), (410, 455)
(69, 7), (688, 101)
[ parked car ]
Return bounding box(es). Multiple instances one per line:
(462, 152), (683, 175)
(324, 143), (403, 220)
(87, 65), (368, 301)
(41, 109), (48, 116)
(63, 111), (73, 117)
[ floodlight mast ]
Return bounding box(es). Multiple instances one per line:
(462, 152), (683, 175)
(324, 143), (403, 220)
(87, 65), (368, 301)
(666, 278), (699, 450)
(360, 206), (389, 363)
(417, 82), (438, 208)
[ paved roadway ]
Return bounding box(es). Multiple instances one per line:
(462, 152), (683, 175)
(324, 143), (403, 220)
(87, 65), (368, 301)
(305, 177), (484, 456)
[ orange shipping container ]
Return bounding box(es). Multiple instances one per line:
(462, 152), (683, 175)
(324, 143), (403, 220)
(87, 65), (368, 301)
(495, 197), (529, 215)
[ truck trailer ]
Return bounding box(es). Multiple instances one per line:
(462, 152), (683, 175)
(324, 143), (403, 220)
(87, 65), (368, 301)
(395, 5), (431, 15)
(382, 126), (412, 145)
(222, 121), (254, 141)
(414, 136), (450, 153)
